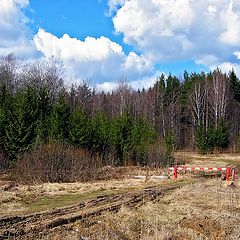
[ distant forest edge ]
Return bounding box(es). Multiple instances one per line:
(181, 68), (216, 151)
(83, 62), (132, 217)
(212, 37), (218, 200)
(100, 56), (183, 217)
(0, 54), (239, 181)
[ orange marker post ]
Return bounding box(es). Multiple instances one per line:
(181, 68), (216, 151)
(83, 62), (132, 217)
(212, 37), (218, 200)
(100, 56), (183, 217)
(226, 166), (231, 181)
(173, 166), (178, 179)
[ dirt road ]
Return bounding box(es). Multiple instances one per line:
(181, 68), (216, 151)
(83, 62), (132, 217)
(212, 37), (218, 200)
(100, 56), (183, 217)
(0, 183), (183, 239)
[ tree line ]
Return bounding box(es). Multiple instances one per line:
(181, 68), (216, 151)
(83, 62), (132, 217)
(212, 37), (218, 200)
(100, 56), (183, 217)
(0, 55), (156, 170)
(0, 54), (240, 171)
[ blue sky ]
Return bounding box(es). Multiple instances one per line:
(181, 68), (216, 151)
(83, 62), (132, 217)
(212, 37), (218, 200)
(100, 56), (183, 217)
(0, 0), (240, 90)
(25, 0), (205, 74)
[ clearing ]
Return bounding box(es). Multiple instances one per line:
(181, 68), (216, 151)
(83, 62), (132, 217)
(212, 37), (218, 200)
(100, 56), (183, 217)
(0, 152), (240, 239)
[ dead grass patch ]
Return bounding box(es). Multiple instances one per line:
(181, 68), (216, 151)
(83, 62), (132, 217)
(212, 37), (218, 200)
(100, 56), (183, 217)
(70, 178), (240, 240)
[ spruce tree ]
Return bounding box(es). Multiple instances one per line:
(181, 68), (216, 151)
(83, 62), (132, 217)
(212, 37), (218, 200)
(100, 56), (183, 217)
(215, 119), (229, 150)
(69, 108), (92, 149)
(4, 87), (39, 162)
(91, 112), (110, 161)
(196, 124), (207, 154)
(111, 110), (133, 165)
(36, 86), (52, 143)
(49, 95), (71, 142)
(131, 119), (155, 165)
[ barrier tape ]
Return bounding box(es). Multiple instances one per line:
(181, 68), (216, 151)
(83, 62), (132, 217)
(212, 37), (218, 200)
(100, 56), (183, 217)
(169, 166), (232, 181)
(168, 167), (227, 171)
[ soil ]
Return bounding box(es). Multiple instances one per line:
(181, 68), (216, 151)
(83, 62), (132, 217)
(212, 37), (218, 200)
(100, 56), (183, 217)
(0, 184), (178, 239)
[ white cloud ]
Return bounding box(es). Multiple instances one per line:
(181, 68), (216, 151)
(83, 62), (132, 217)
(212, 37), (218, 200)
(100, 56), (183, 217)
(34, 28), (153, 83)
(218, 1), (240, 46)
(0, 0), (37, 58)
(211, 62), (240, 77)
(95, 81), (118, 92)
(0, 0), (155, 88)
(96, 71), (161, 92)
(234, 51), (240, 59)
(112, 0), (240, 66)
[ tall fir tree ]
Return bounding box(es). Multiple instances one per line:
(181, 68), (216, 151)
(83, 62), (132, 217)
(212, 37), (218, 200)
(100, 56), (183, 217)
(91, 112), (110, 162)
(215, 119), (229, 150)
(69, 108), (92, 149)
(3, 87), (39, 162)
(49, 94), (71, 142)
(111, 110), (134, 165)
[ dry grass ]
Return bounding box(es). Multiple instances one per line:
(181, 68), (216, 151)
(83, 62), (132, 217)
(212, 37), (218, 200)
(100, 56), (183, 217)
(0, 170), (174, 216)
(175, 151), (240, 167)
(68, 178), (240, 240)
(1, 153), (240, 239)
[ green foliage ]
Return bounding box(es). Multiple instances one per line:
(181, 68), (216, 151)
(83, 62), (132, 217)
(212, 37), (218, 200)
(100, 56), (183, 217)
(131, 119), (156, 165)
(111, 111), (134, 165)
(229, 69), (240, 102)
(3, 87), (39, 162)
(215, 119), (229, 149)
(0, 55), (237, 170)
(49, 95), (71, 142)
(196, 120), (229, 154)
(180, 71), (193, 109)
(206, 126), (215, 153)
(36, 87), (53, 143)
(91, 112), (110, 160)
(69, 108), (92, 149)
(196, 124), (208, 154)
(165, 132), (175, 155)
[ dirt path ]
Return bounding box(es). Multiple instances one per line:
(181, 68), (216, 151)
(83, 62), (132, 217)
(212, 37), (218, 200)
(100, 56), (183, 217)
(0, 183), (184, 239)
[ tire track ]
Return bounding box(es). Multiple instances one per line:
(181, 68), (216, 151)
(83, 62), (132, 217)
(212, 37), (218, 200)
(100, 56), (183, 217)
(0, 185), (181, 239)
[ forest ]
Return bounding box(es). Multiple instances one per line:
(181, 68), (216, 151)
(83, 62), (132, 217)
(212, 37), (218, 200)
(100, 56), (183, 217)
(0, 54), (240, 182)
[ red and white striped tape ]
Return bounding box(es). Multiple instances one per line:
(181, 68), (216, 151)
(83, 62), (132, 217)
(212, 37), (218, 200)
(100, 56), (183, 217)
(169, 166), (235, 180)
(168, 166), (227, 171)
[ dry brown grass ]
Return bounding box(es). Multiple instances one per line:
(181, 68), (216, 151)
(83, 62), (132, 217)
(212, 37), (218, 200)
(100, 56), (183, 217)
(71, 178), (240, 240)
(0, 170), (172, 215)
(175, 151), (240, 167)
(1, 153), (240, 239)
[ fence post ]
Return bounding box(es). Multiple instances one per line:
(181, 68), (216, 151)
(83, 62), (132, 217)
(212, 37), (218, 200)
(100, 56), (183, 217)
(174, 166), (178, 179)
(226, 166), (231, 181)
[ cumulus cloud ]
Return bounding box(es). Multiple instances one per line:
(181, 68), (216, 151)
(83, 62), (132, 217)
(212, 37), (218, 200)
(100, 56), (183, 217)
(0, 0), (37, 58)
(34, 28), (153, 83)
(112, 0), (240, 67)
(0, 0), (155, 88)
(211, 62), (240, 77)
(96, 71), (160, 92)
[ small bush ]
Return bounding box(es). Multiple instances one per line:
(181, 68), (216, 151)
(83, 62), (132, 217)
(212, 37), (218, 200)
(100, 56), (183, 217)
(15, 143), (102, 183)
(145, 143), (175, 167)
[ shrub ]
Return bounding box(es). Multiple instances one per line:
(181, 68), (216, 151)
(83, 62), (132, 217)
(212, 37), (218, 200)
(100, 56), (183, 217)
(15, 143), (102, 183)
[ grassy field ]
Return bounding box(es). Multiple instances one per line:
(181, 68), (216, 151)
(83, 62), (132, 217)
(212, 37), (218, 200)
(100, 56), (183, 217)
(0, 152), (240, 239)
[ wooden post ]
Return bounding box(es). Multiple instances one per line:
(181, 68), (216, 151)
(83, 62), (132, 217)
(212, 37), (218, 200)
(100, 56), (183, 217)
(226, 166), (231, 181)
(174, 166), (178, 179)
